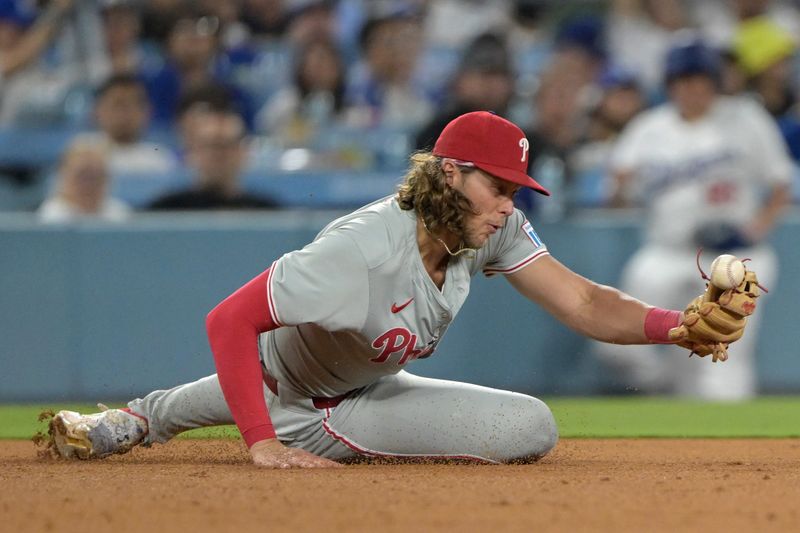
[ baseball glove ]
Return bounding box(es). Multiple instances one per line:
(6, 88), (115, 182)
(668, 256), (764, 362)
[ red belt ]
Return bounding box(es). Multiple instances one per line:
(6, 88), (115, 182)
(261, 364), (349, 410)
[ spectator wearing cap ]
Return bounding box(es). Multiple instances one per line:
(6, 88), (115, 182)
(344, 7), (433, 131)
(415, 33), (516, 151)
(734, 15), (800, 160)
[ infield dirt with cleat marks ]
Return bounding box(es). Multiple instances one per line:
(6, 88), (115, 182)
(2, 439), (799, 532)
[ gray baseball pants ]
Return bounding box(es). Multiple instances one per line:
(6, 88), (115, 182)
(128, 371), (558, 463)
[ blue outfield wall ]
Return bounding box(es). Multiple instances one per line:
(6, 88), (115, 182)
(1, 210), (799, 402)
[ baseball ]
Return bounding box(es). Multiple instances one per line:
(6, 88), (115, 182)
(709, 254), (746, 290)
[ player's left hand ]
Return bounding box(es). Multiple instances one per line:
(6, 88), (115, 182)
(668, 262), (762, 362)
(249, 438), (343, 469)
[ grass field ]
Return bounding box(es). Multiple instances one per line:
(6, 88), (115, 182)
(2, 395), (799, 440)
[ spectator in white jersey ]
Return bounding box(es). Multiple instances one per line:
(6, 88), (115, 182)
(596, 35), (793, 400)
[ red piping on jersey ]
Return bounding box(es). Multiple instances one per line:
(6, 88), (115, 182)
(320, 414), (498, 463)
(206, 266), (279, 447)
(483, 249), (549, 276)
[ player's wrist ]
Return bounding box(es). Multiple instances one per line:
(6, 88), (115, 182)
(242, 424), (277, 448)
(644, 307), (683, 344)
(249, 437), (281, 450)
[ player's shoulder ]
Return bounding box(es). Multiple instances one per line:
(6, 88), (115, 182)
(713, 94), (770, 122)
(480, 208), (537, 251)
(614, 105), (674, 150)
(626, 103), (675, 132)
(502, 208), (528, 229)
(471, 207), (548, 276)
(499, 208), (544, 247)
(317, 195), (412, 268)
(714, 94), (758, 112)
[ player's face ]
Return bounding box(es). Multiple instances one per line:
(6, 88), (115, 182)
(448, 166), (519, 248)
(668, 74), (717, 121)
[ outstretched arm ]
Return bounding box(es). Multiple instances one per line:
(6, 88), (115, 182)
(506, 255), (679, 344)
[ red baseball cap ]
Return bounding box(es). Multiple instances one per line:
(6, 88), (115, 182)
(433, 111), (550, 196)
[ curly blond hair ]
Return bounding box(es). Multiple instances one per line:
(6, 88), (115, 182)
(396, 152), (477, 237)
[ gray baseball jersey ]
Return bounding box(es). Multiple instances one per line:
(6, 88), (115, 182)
(131, 195), (559, 462)
(260, 195), (549, 398)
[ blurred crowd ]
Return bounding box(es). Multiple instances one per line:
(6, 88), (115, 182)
(0, 0), (799, 221)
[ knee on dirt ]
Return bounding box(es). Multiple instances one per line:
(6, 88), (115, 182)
(502, 396), (558, 462)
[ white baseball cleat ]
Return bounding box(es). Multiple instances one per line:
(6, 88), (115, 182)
(50, 404), (148, 460)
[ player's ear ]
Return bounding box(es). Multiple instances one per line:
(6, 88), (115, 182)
(441, 159), (456, 186)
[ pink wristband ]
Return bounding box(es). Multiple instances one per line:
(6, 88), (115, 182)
(644, 308), (682, 344)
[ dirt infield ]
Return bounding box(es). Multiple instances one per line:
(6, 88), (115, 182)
(2, 438), (798, 532)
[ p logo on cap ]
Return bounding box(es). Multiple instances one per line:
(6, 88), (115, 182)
(433, 111), (550, 196)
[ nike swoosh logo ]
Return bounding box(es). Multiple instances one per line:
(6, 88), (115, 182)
(391, 298), (414, 313)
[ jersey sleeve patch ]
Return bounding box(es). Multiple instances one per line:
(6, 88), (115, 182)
(522, 220), (543, 248)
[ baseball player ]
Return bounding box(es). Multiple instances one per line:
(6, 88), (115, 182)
(49, 111), (756, 467)
(596, 36), (792, 400)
